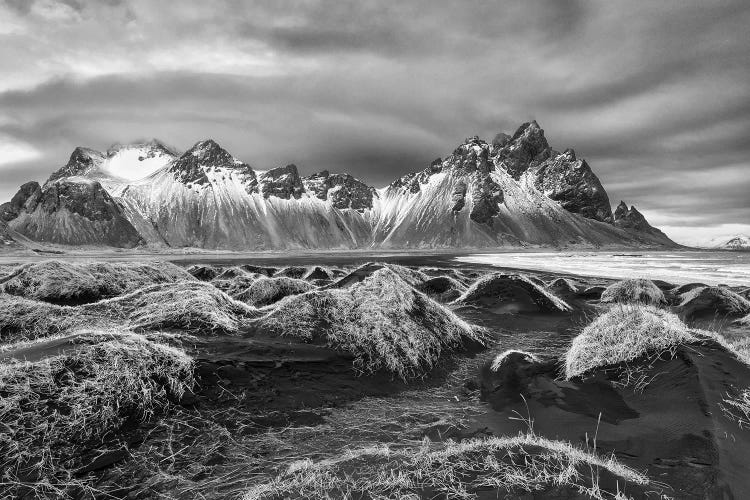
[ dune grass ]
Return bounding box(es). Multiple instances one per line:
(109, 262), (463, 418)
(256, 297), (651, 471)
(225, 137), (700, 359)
(565, 304), (696, 379)
(547, 277), (580, 294)
(721, 388), (750, 429)
(0, 260), (192, 304)
(1, 281), (258, 340)
(453, 272), (571, 312)
(600, 279), (666, 306)
(258, 268), (485, 380)
(235, 276), (315, 307)
(490, 349), (540, 371)
(88, 281), (259, 334)
(0, 330), (194, 498)
(677, 286), (750, 318)
(243, 432), (650, 500)
(0, 294), (102, 341)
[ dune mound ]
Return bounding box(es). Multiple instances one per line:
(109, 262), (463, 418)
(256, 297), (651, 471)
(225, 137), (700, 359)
(677, 286), (750, 318)
(239, 264), (277, 276)
(453, 272), (571, 313)
(303, 266), (331, 281)
(328, 262), (428, 289)
(257, 268), (484, 380)
(600, 278), (666, 306)
(213, 266), (250, 280)
(547, 277), (580, 294)
(211, 273), (260, 297)
(0, 260), (192, 304)
(578, 285), (605, 299)
(244, 433), (650, 500)
(89, 281), (258, 334)
(2, 281), (259, 339)
(416, 275), (466, 302)
(565, 305), (697, 379)
(235, 276), (315, 307)
(186, 264), (221, 281)
(0, 295), (102, 341)
(275, 266), (307, 279)
(0, 331), (194, 497)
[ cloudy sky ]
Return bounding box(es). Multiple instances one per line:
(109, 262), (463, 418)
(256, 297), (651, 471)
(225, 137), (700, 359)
(0, 0), (748, 245)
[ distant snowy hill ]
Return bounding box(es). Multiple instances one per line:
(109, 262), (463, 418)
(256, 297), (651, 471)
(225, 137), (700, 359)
(713, 235), (750, 250)
(0, 122), (676, 250)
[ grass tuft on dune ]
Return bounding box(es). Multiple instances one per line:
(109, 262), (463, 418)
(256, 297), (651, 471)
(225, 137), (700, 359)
(565, 304), (695, 379)
(235, 276), (315, 307)
(677, 286), (750, 318)
(453, 272), (571, 312)
(0, 330), (194, 497)
(258, 268), (485, 380)
(243, 432), (650, 500)
(0, 260), (192, 304)
(88, 281), (259, 334)
(1, 281), (258, 340)
(600, 279), (666, 306)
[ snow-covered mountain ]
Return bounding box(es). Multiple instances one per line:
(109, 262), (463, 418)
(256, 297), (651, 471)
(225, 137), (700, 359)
(0, 122), (677, 250)
(713, 235), (750, 250)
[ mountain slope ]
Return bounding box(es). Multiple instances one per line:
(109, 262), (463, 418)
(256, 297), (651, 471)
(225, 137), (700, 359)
(714, 235), (750, 250)
(0, 122), (677, 250)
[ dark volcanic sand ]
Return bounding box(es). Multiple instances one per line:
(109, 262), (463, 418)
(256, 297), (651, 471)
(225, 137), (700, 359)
(3, 254), (749, 499)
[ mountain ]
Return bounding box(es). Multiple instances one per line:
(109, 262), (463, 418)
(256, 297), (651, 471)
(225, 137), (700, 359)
(0, 123), (677, 250)
(713, 235), (750, 250)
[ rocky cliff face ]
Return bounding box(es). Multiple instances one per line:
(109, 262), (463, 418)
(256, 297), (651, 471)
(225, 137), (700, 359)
(303, 170), (375, 211)
(612, 201), (672, 244)
(0, 122), (676, 250)
(523, 149), (613, 223)
(3, 179), (143, 247)
(259, 165), (304, 200)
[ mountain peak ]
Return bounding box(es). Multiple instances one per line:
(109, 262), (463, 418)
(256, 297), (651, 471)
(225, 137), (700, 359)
(46, 147), (105, 185)
(495, 121), (551, 179)
(169, 139), (255, 188)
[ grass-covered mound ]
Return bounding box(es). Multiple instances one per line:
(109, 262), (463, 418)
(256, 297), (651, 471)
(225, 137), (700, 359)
(453, 272), (571, 313)
(257, 268), (485, 380)
(304, 266), (331, 281)
(244, 433), (650, 500)
(275, 266), (307, 279)
(234, 276), (315, 307)
(0, 331), (194, 497)
(490, 349), (539, 372)
(186, 264), (221, 281)
(416, 275), (466, 302)
(88, 281), (259, 334)
(2, 282), (258, 340)
(329, 262), (429, 289)
(600, 278), (666, 306)
(0, 260), (192, 304)
(0, 294), (105, 341)
(677, 286), (750, 318)
(565, 305), (697, 379)
(547, 277), (580, 294)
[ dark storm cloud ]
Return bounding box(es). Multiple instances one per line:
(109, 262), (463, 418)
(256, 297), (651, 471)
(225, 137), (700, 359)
(0, 0), (748, 244)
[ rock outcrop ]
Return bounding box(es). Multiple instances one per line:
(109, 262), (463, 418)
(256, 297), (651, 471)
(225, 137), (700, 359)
(4, 179), (143, 247)
(259, 164), (305, 200)
(302, 170), (375, 211)
(524, 149), (613, 223)
(493, 121), (551, 179)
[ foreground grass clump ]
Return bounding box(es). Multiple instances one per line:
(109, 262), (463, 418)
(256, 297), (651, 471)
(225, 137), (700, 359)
(89, 281), (259, 334)
(600, 279), (666, 306)
(0, 294), (102, 341)
(565, 304), (696, 379)
(0, 331), (194, 498)
(244, 433), (650, 500)
(0, 260), (192, 304)
(258, 268), (485, 380)
(235, 276), (315, 307)
(677, 286), (750, 318)
(453, 272), (571, 312)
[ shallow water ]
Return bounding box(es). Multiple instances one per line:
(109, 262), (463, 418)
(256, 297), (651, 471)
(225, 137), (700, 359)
(456, 250), (750, 286)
